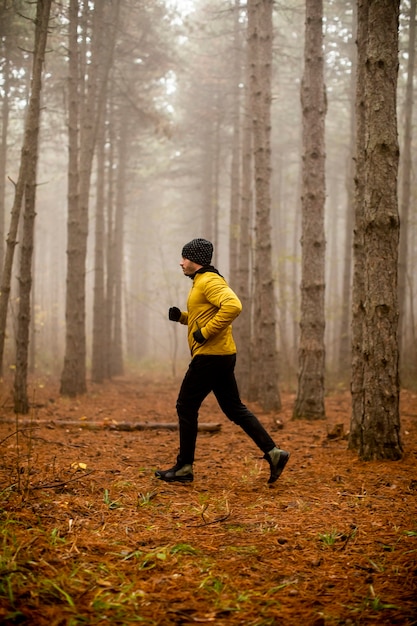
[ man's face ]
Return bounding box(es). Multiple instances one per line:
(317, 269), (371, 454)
(180, 257), (202, 276)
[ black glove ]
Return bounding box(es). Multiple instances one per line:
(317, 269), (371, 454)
(193, 328), (205, 343)
(168, 306), (181, 322)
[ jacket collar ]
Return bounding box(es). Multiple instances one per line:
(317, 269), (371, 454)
(189, 265), (222, 279)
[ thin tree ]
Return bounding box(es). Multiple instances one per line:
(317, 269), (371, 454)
(248, 0), (281, 411)
(104, 103), (116, 381)
(13, 0), (52, 412)
(0, 0), (51, 391)
(0, 46), (10, 281)
(349, 0), (367, 449)
(229, 0), (243, 287)
(90, 3), (120, 384)
(349, 0), (402, 461)
(60, 0), (82, 396)
(337, 3), (357, 381)
(398, 0), (416, 380)
(234, 8), (253, 399)
(91, 111), (107, 384)
(293, 0), (326, 420)
(109, 111), (129, 377)
(0, 1), (28, 283)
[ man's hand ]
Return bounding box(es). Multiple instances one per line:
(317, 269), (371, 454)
(193, 329), (205, 343)
(168, 307), (181, 322)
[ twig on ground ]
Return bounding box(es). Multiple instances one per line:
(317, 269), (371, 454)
(29, 470), (96, 490)
(188, 500), (231, 528)
(0, 427), (40, 446)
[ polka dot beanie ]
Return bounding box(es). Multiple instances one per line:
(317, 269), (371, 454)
(181, 238), (213, 266)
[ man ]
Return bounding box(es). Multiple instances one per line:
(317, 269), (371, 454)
(155, 238), (289, 484)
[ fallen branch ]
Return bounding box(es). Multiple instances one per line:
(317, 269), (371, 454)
(59, 420), (222, 432)
(0, 427), (40, 446)
(187, 511), (231, 528)
(30, 470), (96, 490)
(187, 500), (231, 528)
(0, 419), (221, 433)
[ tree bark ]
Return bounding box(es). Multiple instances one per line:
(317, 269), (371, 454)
(248, 0), (281, 411)
(293, 0), (326, 420)
(60, 0), (85, 396)
(350, 0), (402, 461)
(349, 0), (368, 450)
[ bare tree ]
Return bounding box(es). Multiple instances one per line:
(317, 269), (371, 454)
(349, 0), (402, 461)
(293, 0), (326, 420)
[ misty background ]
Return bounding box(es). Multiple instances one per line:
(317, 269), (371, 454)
(0, 0), (415, 391)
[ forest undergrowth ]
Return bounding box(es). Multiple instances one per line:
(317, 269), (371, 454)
(0, 374), (416, 625)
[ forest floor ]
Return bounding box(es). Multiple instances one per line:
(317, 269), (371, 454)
(0, 373), (416, 626)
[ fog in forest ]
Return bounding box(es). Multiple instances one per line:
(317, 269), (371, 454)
(0, 0), (415, 393)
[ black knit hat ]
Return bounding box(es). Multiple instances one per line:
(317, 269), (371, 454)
(181, 238), (213, 266)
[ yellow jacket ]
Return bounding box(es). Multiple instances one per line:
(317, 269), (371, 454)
(178, 269), (242, 357)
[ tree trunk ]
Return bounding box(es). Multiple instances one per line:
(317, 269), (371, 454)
(0, 47), (10, 280)
(349, 0), (368, 450)
(61, 0), (117, 395)
(290, 173), (302, 384)
(105, 106), (116, 380)
(212, 95), (221, 257)
(60, 0), (84, 396)
(248, 0), (281, 411)
(398, 0), (416, 382)
(91, 113), (107, 384)
(13, 0), (52, 413)
(202, 114), (215, 242)
(234, 41), (253, 399)
(229, 0), (242, 288)
(293, 0), (326, 420)
(110, 113), (128, 377)
(273, 155), (292, 386)
(337, 3), (357, 381)
(350, 0), (402, 461)
(0, 13), (35, 377)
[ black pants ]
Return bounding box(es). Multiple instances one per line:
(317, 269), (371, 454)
(176, 354), (276, 465)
